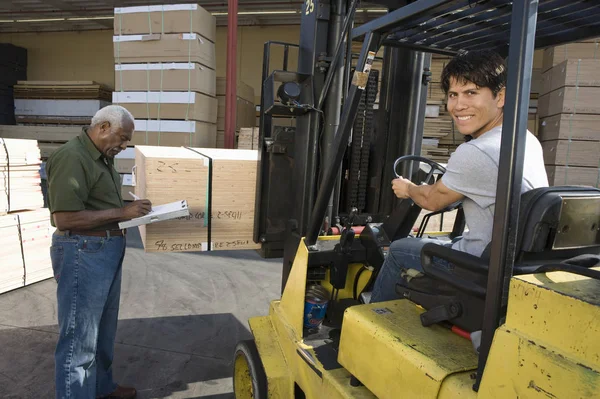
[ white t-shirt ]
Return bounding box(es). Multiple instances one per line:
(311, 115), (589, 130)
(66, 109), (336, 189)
(441, 125), (549, 257)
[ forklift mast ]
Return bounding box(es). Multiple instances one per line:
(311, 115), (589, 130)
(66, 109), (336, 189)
(253, 0), (431, 282)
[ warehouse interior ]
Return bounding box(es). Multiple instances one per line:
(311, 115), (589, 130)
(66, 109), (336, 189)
(1, 0), (600, 398)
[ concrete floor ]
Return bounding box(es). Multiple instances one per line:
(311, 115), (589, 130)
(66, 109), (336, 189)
(0, 229), (283, 399)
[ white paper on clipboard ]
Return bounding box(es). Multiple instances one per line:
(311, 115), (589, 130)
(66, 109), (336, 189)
(118, 200), (190, 229)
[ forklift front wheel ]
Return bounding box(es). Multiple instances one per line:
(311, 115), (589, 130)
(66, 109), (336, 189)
(233, 339), (268, 399)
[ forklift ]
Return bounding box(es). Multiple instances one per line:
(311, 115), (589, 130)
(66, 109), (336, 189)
(234, 1), (600, 398)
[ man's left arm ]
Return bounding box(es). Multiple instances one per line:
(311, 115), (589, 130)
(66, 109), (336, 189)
(392, 177), (463, 212)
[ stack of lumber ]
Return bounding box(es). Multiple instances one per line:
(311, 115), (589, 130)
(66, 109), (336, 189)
(539, 38), (600, 188)
(133, 146), (260, 252)
(113, 4), (217, 148)
(422, 56), (459, 163)
(0, 44), (27, 125)
(0, 125), (80, 159)
(0, 138), (44, 214)
(216, 78), (256, 148)
(12, 81), (108, 159)
(0, 138), (53, 294)
(0, 209), (54, 294)
(237, 127), (259, 150)
(14, 81), (110, 125)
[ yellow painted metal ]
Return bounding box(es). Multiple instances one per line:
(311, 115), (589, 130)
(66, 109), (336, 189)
(278, 240), (312, 339)
(438, 371), (478, 399)
(233, 350), (254, 399)
(321, 263), (373, 301)
(478, 268), (600, 398)
(338, 299), (478, 399)
(248, 316), (294, 398)
(244, 232), (600, 399)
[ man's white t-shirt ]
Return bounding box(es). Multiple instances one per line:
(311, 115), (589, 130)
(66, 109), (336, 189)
(441, 125), (549, 257)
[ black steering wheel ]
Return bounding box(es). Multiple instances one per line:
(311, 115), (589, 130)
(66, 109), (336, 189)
(393, 155), (447, 185)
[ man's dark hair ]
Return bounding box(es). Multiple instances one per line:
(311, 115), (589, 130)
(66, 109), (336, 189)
(440, 50), (507, 97)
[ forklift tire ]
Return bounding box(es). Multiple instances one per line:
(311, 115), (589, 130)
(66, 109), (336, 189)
(233, 339), (268, 399)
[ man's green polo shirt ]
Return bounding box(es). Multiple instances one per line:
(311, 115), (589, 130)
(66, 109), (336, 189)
(46, 129), (124, 229)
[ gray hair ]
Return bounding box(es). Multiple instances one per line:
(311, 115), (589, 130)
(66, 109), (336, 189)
(91, 105), (134, 130)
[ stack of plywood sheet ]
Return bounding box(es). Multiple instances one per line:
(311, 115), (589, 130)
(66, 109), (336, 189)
(0, 138), (53, 294)
(0, 125), (80, 159)
(0, 138), (44, 214)
(237, 127), (259, 150)
(12, 81), (108, 159)
(216, 78), (256, 148)
(539, 40), (600, 188)
(0, 44), (27, 125)
(134, 146), (260, 252)
(0, 209), (55, 294)
(113, 4), (217, 148)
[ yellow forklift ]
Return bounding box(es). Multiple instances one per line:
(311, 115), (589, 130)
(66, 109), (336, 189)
(234, 1), (600, 398)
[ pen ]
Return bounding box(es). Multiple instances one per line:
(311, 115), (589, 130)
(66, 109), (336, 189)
(129, 191), (141, 201)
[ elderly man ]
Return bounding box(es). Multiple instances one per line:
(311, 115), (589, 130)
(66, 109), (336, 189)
(47, 105), (151, 399)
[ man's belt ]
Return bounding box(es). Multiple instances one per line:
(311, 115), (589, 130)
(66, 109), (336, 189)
(55, 229), (126, 238)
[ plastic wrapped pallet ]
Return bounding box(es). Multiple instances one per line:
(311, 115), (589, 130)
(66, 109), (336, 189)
(133, 146), (260, 252)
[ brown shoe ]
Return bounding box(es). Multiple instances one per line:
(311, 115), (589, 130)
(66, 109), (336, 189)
(98, 385), (137, 399)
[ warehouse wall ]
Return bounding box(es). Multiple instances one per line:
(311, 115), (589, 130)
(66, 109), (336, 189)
(0, 30), (114, 88)
(215, 25), (301, 104)
(0, 25), (301, 105)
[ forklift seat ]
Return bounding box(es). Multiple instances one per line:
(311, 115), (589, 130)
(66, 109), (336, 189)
(396, 186), (600, 332)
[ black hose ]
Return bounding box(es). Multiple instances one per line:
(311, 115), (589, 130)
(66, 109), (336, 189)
(353, 266), (367, 300)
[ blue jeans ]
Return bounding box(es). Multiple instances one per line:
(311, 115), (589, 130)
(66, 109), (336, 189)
(371, 237), (453, 303)
(50, 232), (126, 399)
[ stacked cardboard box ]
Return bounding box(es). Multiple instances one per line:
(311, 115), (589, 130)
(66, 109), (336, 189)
(0, 44), (27, 125)
(216, 78), (256, 148)
(134, 146), (260, 252)
(0, 138), (54, 293)
(114, 148), (136, 201)
(539, 39), (600, 188)
(113, 4), (217, 148)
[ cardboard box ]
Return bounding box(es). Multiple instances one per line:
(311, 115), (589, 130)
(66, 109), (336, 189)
(217, 96), (256, 129)
(114, 4), (216, 43)
(539, 114), (600, 141)
(546, 165), (600, 187)
(113, 91), (218, 123)
(131, 119), (216, 148)
(115, 62), (216, 96)
(542, 139), (600, 168)
(119, 174), (135, 201)
(134, 146), (260, 252)
(538, 86), (600, 117)
(540, 59), (600, 96)
(113, 33), (216, 70)
(542, 42), (600, 72)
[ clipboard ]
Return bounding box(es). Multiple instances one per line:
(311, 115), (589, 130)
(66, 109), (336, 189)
(118, 200), (190, 229)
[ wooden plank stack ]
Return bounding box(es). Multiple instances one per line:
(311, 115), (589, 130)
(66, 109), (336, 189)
(422, 55), (459, 163)
(216, 78), (256, 148)
(539, 37), (600, 188)
(0, 44), (27, 125)
(11, 81), (109, 159)
(0, 138), (53, 294)
(113, 4), (218, 148)
(238, 127), (259, 150)
(134, 146), (260, 252)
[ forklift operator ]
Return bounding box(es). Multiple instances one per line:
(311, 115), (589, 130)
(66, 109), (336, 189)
(370, 50), (549, 303)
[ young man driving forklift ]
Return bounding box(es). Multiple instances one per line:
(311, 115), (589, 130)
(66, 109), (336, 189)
(371, 49), (549, 303)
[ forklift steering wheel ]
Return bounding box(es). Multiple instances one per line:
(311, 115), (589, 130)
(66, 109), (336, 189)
(393, 155), (447, 185)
